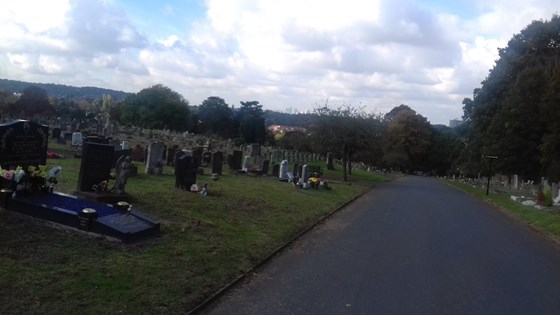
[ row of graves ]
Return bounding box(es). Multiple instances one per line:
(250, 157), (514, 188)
(0, 120), (160, 243)
(0, 120), (333, 243)
(226, 143), (330, 190)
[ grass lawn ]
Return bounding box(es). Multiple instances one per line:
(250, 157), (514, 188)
(0, 141), (386, 315)
(443, 180), (560, 242)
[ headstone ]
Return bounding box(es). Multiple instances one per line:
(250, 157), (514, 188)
(193, 147), (203, 168)
(242, 156), (254, 171)
(166, 146), (178, 166)
(279, 160), (289, 179)
(131, 145), (144, 162)
(71, 132), (83, 147)
(175, 151), (197, 190)
(145, 142), (165, 174)
(249, 143), (261, 157)
(262, 160), (270, 175)
(513, 175), (519, 189)
(293, 163), (299, 177)
(300, 164), (310, 184)
(52, 127), (61, 140)
(202, 151), (212, 166)
(327, 153), (334, 170)
(232, 150), (243, 170)
(120, 140), (129, 150)
(212, 152), (224, 175)
(77, 140), (114, 192)
(272, 164), (280, 177)
(0, 120), (48, 170)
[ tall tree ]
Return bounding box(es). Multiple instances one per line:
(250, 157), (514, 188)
(120, 84), (192, 131)
(15, 85), (54, 117)
(458, 14), (560, 180)
(382, 105), (432, 173)
(197, 96), (233, 138)
(237, 101), (266, 144)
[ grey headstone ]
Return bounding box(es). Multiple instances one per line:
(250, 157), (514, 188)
(279, 160), (289, 179)
(71, 132), (83, 147)
(146, 142), (165, 174)
(212, 152), (224, 175)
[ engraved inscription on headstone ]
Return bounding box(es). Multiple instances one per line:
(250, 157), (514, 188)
(0, 120), (48, 169)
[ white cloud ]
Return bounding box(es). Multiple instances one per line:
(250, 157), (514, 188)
(0, 0), (558, 124)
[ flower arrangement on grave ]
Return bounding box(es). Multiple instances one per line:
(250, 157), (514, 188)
(308, 177), (320, 189)
(92, 180), (109, 193)
(0, 166), (26, 191)
(26, 165), (62, 192)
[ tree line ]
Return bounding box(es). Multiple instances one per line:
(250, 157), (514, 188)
(456, 14), (560, 183)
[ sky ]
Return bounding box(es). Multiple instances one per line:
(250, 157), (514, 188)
(0, 0), (558, 125)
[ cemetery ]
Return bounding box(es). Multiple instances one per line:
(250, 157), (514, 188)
(0, 119), (386, 314)
(4, 117), (559, 314)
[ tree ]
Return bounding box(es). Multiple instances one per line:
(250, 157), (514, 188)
(120, 84), (192, 131)
(54, 98), (86, 121)
(310, 105), (380, 181)
(236, 101), (266, 144)
(279, 130), (312, 152)
(15, 85), (54, 117)
(0, 88), (18, 117)
(382, 105), (432, 173)
(457, 14), (560, 180)
(197, 96), (233, 138)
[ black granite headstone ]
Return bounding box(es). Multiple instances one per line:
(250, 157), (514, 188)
(262, 160), (270, 175)
(293, 163), (299, 177)
(52, 127), (61, 140)
(193, 147), (203, 167)
(166, 146), (177, 166)
(272, 164), (280, 177)
(77, 140), (115, 192)
(174, 151), (197, 190)
(0, 120), (48, 169)
(232, 150), (242, 170)
(212, 151), (223, 175)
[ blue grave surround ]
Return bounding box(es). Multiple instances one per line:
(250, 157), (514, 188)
(6, 191), (160, 242)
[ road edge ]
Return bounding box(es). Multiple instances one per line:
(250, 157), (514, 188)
(186, 183), (377, 315)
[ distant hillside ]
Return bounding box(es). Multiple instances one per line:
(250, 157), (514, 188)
(0, 78), (130, 101)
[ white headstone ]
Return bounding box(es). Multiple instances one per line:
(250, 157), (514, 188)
(121, 140), (129, 150)
(279, 160), (289, 179)
(71, 132), (83, 147)
(513, 174), (519, 189)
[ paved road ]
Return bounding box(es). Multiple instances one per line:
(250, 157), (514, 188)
(200, 176), (560, 314)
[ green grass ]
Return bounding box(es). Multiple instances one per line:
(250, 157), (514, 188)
(0, 141), (386, 314)
(444, 180), (560, 240)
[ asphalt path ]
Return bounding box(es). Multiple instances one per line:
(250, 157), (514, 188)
(200, 176), (560, 314)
